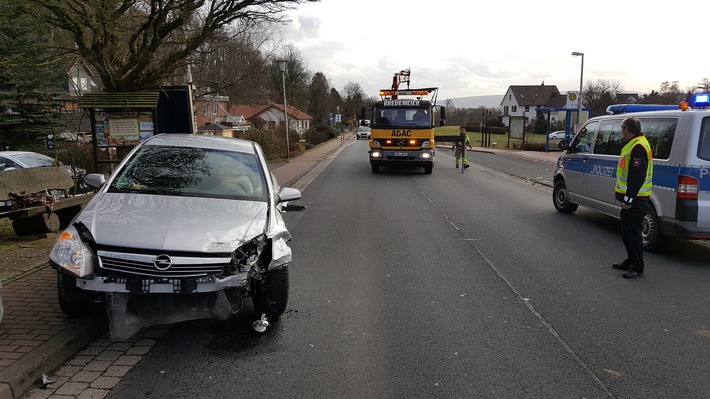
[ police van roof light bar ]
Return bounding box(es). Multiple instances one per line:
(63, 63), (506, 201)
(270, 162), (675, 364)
(692, 93), (710, 109)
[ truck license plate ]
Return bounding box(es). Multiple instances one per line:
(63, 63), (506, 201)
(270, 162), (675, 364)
(394, 152), (408, 157)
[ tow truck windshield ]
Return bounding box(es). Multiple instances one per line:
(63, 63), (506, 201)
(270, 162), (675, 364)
(372, 107), (431, 128)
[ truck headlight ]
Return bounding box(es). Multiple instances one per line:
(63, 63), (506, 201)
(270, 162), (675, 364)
(50, 225), (94, 277)
(370, 151), (382, 158)
(372, 140), (381, 147)
(422, 141), (430, 147)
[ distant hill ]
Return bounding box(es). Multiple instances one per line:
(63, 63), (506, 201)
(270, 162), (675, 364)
(443, 95), (503, 109)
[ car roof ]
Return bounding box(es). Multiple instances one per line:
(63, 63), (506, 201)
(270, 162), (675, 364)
(143, 134), (258, 154)
(0, 151), (42, 156)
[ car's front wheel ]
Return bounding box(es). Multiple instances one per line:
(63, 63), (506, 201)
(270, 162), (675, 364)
(553, 180), (579, 214)
(57, 273), (93, 317)
(252, 267), (289, 318)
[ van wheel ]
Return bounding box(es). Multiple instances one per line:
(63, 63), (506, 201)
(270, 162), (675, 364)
(553, 180), (578, 214)
(424, 165), (433, 174)
(642, 204), (666, 252)
(371, 164), (380, 173)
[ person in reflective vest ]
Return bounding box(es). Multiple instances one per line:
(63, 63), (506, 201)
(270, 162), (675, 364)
(612, 116), (652, 279)
(453, 126), (472, 168)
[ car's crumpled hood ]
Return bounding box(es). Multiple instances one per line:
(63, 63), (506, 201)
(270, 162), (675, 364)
(76, 193), (270, 252)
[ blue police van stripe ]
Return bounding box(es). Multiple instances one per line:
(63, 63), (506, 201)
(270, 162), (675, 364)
(564, 156), (710, 193)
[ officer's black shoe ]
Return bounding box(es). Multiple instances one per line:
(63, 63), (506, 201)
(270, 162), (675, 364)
(622, 271), (643, 279)
(464, 164), (470, 169)
(612, 262), (630, 270)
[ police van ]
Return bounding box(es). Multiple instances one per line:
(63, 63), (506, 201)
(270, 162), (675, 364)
(552, 94), (710, 251)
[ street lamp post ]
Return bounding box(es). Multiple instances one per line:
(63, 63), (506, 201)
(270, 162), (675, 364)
(571, 52), (584, 132)
(277, 60), (290, 159)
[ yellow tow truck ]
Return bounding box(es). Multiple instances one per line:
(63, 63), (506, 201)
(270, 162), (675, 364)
(361, 69), (446, 174)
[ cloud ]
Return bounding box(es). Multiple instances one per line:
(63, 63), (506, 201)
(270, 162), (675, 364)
(288, 15), (321, 41)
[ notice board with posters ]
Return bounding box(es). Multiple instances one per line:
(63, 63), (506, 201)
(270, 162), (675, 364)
(79, 92), (160, 174)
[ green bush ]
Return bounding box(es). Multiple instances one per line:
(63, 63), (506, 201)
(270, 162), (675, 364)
(521, 142), (548, 151)
(306, 125), (337, 145)
(240, 129), (286, 160)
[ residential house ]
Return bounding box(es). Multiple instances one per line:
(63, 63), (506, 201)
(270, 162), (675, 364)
(500, 84), (561, 127)
(194, 94), (230, 128)
(229, 103), (312, 135)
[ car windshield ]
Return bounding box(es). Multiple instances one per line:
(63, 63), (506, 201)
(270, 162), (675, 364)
(358, 127), (370, 132)
(15, 153), (57, 167)
(372, 107), (431, 128)
(109, 145), (267, 201)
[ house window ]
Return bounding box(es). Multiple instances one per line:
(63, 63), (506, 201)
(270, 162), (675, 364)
(525, 106), (529, 112)
(509, 94), (512, 101)
(512, 106), (517, 113)
(503, 106), (509, 116)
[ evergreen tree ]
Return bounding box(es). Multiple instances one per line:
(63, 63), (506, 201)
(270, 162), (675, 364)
(0, 1), (67, 149)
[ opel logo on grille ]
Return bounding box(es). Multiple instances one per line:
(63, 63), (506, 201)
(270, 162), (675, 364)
(153, 254), (172, 271)
(397, 139), (405, 147)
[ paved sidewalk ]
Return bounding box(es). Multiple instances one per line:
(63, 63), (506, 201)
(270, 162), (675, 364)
(0, 132), (355, 399)
(0, 132), (558, 399)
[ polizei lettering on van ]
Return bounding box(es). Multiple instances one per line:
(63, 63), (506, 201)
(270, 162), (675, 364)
(383, 100), (420, 106)
(591, 164), (615, 177)
(391, 130), (412, 137)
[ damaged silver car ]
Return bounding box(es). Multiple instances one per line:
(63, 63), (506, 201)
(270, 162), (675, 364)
(49, 134), (301, 340)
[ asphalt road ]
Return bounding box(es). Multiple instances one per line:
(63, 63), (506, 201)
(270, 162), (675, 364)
(106, 141), (710, 399)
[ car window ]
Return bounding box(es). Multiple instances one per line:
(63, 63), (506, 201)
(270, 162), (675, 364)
(14, 153), (57, 167)
(640, 118), (676, 160)
(594, 121), (624, 156)
(698, 116), (710, 162)
(111, 145), (267, 201)
(571, 121), (598, 153)
(0, 156), (18, 171)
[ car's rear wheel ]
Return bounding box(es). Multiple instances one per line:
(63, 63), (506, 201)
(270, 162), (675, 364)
(252, 267), (289, 318)
(642, 204), (667, 252)
(553, 180), (578, 214)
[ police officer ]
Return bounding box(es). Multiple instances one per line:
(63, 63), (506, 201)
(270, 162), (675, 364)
(612, 116), (652, 279)
(453, 126), (472, 168)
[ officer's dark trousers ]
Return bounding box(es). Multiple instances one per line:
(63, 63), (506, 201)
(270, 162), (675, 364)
(620, 197), (648, 273)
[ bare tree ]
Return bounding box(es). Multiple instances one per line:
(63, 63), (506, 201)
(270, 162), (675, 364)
(582, 79), (624, 118)
(271, 44), (311, 109)
(640, 81), (687, 104)
(27, 0), (317, 92)
(341, 81), (365, 126)
(189, 23), (278, 104)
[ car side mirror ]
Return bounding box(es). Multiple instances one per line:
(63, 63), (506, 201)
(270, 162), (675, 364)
(558, 139), (570, 151)
(84, 173), (107, 189)
(278, 186), (301, 203)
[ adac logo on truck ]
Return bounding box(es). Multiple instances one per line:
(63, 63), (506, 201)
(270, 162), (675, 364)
(391, 130), (412, 137)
